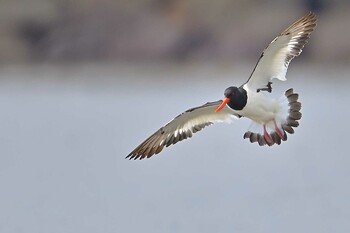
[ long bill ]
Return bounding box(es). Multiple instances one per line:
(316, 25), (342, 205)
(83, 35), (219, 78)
(215, 97), (230, 112)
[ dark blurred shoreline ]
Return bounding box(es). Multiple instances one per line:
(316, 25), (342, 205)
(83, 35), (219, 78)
(1, 0), (350, 64)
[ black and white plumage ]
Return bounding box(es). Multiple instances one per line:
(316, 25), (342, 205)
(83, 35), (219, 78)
(127, 12), (317, 160)
(245, 12), (317, 91)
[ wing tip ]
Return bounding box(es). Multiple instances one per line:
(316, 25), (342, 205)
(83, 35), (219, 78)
(126, 146), (163, 160)
(282, 12), (317, 36)
(125, 152), (139, 160)
(302, 11), (317, 24)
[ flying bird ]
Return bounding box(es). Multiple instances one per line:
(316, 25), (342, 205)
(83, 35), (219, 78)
(127, 12), (317, 160)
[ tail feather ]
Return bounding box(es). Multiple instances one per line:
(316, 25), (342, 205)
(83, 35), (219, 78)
(243, 88), (302, 146)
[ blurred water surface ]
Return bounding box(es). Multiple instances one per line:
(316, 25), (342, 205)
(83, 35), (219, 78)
(0, 63), (349, 233)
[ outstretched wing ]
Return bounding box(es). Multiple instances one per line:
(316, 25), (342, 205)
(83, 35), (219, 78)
(126, 100), (239, 160)
(245, 12), (317, 91)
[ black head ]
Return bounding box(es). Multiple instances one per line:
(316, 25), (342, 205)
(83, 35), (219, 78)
(224, 86), (240, 99)
(224, 86), (247, 111)
(215, 86), (248, 112)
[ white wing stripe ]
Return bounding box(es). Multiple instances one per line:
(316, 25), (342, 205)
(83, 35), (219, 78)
(246, 12), (317, 91)
(127, 101), (238, 159)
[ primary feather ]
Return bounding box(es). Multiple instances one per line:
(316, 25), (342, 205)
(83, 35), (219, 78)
(126, 101), (239, 160)
(245, 12), (317, 91)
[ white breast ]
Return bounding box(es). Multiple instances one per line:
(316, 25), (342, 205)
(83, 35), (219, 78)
(234, 85), (285, 125)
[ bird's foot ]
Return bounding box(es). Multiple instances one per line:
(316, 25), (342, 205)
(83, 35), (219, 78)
(263, 125), (273, 144)
(273, 119), (286, 140)
(275, 127), (286, 140)
(257, 82), (272, 93)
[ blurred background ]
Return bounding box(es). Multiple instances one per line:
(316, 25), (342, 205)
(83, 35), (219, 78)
(1, 0), (350, 233)
(0, 0), (349, 62)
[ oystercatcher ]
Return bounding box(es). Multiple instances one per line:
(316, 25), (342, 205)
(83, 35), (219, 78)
(127, 12), (317, 160)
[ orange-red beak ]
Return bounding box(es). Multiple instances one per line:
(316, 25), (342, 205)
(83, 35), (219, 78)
(215, 97), (230, 112)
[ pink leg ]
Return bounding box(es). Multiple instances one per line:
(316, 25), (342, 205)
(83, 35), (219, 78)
(263, 125), (273, 143)
(273, 119), (285, 139)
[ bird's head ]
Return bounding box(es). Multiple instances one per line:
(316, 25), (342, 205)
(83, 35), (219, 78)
(215, 86), (246, 112)
(224, 86), (239, 99)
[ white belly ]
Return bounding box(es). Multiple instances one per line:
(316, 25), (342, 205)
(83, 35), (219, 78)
(234, 91), (284, 125)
